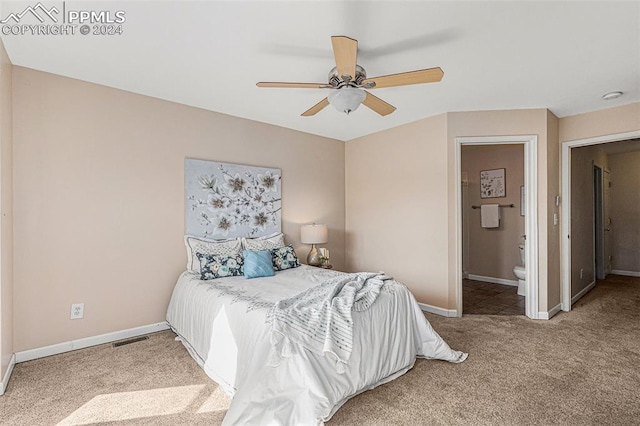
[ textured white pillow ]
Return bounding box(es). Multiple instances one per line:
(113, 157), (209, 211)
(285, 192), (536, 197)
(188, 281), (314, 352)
(184, 235), (242, 273)
(241, 233), (285, 251)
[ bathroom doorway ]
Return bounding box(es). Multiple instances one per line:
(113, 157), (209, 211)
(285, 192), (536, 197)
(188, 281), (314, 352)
(460, 144), (525, 315)
(455, 135), (539, 319)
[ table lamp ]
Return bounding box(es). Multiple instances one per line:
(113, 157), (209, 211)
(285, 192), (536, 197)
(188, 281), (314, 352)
(300, 224), (328, 267)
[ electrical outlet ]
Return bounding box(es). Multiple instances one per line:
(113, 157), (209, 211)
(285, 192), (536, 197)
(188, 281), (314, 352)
(70, 303), (84, 319)
(580, 269), (584, 279)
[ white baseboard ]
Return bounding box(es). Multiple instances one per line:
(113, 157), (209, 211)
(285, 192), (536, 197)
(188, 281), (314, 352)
(571, 280), (596, 305)
(538, 303), (562, 320)
(418, 302), (458, 318)
(0, 353), (16, 396)
(467, 274), (518, 287)
(15, 322), (170, 364)
(611, 269), (640, 277)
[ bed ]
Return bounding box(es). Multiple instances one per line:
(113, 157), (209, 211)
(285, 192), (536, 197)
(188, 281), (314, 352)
(166, 261), (467, 425)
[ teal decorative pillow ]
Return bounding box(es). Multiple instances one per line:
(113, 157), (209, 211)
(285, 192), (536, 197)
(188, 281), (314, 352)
(271, 245), (300, 271)
(196, 252), (244, 280)
(243, 250), (275, 279)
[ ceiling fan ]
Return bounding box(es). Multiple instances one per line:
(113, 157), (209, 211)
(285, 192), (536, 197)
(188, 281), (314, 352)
(257, 36), (444, 117)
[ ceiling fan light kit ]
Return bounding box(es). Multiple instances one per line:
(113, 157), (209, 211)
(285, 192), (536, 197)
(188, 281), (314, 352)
(257, 36), (444, 117)
(327, 86), (366, 114)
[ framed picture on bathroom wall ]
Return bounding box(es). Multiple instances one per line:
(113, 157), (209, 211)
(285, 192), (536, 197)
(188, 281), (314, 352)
(480, 168), (506, 198)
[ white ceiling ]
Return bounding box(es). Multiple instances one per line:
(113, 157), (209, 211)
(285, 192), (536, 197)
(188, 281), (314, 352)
(2, 1), (639, 141)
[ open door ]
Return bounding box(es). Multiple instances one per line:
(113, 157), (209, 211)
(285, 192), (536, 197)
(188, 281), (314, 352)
(594, 165), (605, 280)
(594, 165), (611, 280)
(603, 169), (612, 275)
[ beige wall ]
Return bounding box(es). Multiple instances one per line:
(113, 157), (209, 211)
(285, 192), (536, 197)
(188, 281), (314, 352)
(345, 114), (450, 307)
(570, 145), (608, 296)
(346, 108), (558, 314)
(0, 38), (13, 381)
(559, 102), (640, 302)
(559, 103), (640, 142)
(461, 145), (524, 281)
(13, 67), (345, 352)
(609, 151), (640, 274)
(447, 110), (554, 312)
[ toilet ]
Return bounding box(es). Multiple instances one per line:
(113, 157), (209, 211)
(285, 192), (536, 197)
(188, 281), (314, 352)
(513, 244), (526, 297)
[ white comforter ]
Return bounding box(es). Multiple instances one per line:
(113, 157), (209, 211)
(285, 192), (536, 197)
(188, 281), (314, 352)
(166, 265), (467, 425)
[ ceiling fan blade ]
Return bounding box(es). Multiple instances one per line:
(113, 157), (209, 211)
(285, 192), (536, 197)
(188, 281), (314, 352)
(301, 98), (330, 116)
(331, 36), (358, 79)
(362, 92), (396, 116)
(364, 67), (444, 89)
(257, 82), (328, 88)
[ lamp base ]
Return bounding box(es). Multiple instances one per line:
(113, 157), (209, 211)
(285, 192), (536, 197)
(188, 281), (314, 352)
(307, 244), (321, 267)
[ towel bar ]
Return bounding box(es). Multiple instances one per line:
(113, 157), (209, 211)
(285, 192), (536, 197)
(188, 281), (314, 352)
(471, 204), (515, 209)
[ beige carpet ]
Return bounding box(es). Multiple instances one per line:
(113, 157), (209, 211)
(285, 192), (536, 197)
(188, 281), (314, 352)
(1, 274), (639, 425)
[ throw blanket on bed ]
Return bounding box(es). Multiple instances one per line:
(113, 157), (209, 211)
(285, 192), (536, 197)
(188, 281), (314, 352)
(267, 272), (392, 373)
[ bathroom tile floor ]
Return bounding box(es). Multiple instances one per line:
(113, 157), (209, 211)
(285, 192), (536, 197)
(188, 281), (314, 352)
(463, 279), (525, 315)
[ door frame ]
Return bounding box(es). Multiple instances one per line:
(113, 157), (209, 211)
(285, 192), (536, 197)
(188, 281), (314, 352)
(593, 163), (605, 280)
(455, 135), (539, 319)
(560, 130), (640, 312)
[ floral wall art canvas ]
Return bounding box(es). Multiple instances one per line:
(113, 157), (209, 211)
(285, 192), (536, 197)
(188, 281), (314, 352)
(185, 159), (282, 238)
(480, 168), (506, 199)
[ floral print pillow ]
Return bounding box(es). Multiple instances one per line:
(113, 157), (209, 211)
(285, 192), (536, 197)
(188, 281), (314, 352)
(185, 236), (242, 274)
(270, 245), (300, 271)
(196, 252), (244, 280)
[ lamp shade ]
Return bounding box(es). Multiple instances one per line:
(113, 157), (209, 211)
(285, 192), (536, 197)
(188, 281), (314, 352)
(300, 224), (328, 244)
(327, 87), (366, 114)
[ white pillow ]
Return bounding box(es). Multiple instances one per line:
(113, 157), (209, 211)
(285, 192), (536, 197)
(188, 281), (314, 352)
(241, 233), (285, 251)
(184, 235), (242, 273)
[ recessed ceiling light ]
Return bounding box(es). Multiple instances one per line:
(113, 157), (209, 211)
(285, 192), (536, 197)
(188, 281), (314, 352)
(602, 91), (623, 101)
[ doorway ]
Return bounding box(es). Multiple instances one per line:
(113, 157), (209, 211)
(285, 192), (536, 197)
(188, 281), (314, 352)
(460, 144), (525, 315)
(561, 130), (640, 312)
(455, 135), (539, 319)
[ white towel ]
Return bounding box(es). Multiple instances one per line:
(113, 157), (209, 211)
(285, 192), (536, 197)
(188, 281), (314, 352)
(481, 204), (500, 228)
